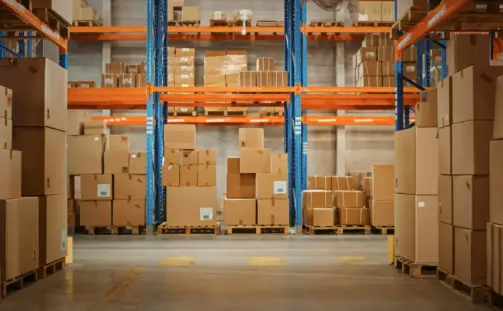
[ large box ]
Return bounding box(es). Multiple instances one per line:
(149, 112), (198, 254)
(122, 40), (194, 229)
(32, 0), (73, 24)
(67, 110), (88, 135)
(0, 117), (12, 149)
(453, 175), (489, 230)
(447, 34), (491, 76)
(104, 151), (129, 174)
(455, 227), (486, 286)
(129, 152), (146, 174)
(74, 174), (112, 200)
(79, 201), (112, 226)
(491, 140), (503, 225)
(303, 190), (333, 209)
(68, 135), (105, 175)
(0, 86), (12, 120)
(239, 128), (264, 148)
(370, 200), (393, 227)
(438, 126), (452, 175)
(112, 200), (145, 226)
(166, 187), (217, 227)
(395, 127), (438, 195)
(0, 149), (21, 200)
(240, 148), (271, 173)
(38, 194), (67, 265)
(198, 165), (216, 187)
(416, 89), (437, 127)
(308, 176), (332, 190)
(114, 174), (146, 200)
(452, 121), (492, 175)
(223, 198), (256, 226)
(331, 176), (352, 191)
(227, 174), (255, 198)
(0, 198), (39, 281)
(0, 58), (67, 131)
(439, 175), (453, 224)
(372, 164), (394, 201)
(336, 191), (364, 208)
(312, 208), (335, 227)
(439, 222), (454, 274)
(162, 164), (180, 187)
(164, 124), (196, 150)
(396, 0), (427, 20)
(106, 135), (130, 153)
(271, 153), (287, 174)
(180, 165), (197, 187)
(338, 207), (369, 225)
(257, 199), (289, 226)
(437, 77), (452, 128)
(256, 173), (288, 199)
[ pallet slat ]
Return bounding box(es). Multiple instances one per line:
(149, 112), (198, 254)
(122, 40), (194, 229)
(227, 225), (289, 235)
(305, 225), (371, 235)
(76, 226), (146, 235)
(437, 268), (490, 304)
(2, 269), (38, 298)
(38, 257), (66, 280)
(394, 256), (437, 278)
(370, 226), (394, 235)
(156, 223), (220, 235)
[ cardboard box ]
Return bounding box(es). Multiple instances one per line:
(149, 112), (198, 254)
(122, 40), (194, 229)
(67, 110), (88, 135)
(356, 47), (377, 64)
(371, 200), (393, 227)
(452, 121), (492, 175)
(105, 62), (124, 74)
(381, 1), (395, 22)
(38, 194), (67, 265)
(227, 157), (240, 174)
(129, 152), (146, 174)
(0, 118), (12, 149)
(227, 174), (255, 199)
(79, 201), (112, 226)
(331, 176), (352, 191)
(256, 173), (288, 199)
(239, 128), (264, 148)
(0, 197), (39, 281)
(164, 124), (196, 150)
(136, 73), (146, 88)
(165, 149), (181, 165)
(182, 6), (200, 21)
(223, 198), (256, 226)
(104, 151), (129, 174)
(112, 200), (145, 226)
(336, 191), (364, 209)
(453, 175), (489, 230)
(83, 121), (106, 135)
(363, 177), (372, 196)
(439, 222), (454, 274)
(68, 135), (104, 175)
(358, 1), (381, 22)
(416, 88), (438, 127)
(455, 227), (486, 286)
(308, 176), (332, 190)
(114, 174), (146, 200)
(437, 77), (452, 128)
(13, 127), (66, 196)
(162, 164), (180, 187)
(180, 165), (197, 187)
(0, 86), (12, 120)
(439, 175), (453, 224)
(438, 126), (452, 175)
(487, 223), (503, 294)
(270, 153), (287, 174)
(32, 0), (74, 28)
(256, 58), (275, 71)
(238, 71), (257, 87)
(0, 149), (21, 200)
(494, 75), (503, 139)
(303, 190), (333, 209)
(313, 208), (335, 227)
(198, 150), (216, 165)
(358, 61), (382, 76)
(101, 73), (117, 88)
(118, 73), (136, 88)
(491, 140), (503, 225)
(166, 187), (217, 227)
(74, 174), (112, 200)
(395, 127), (438, 195)
(362, 34), (379, 48)
(381, 61), (395, 77)
(125, 64), (141, 74)
(256, 71), (271, 87)
(240, 148), (271, 174)
(181, 150), (197, 166)
(257, 199), (289, 226)
(175, 48), (195, 57)
(198, 165), (216, 187)
(378, 46), (394, 63)
(106, 135), (129, 152)
(447, 34), (491, 76)
(0, 58), (67, 131)
(372, 164), (394, 201)
(338, 207), (369, 225)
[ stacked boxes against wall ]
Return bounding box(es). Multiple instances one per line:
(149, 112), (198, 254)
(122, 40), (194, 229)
(304, 177), (334, 227)
(357, 1), (395, 23)
(167, 0), (201, 23)
(169, 47), (196, 115)
(72, 0), (102, 25)
(163, 124), (218, 227)
(396, 0), (427, 20)
(101, 61), (146, 89)
(224, 128), (289, 227)
(0, 58), (68, 278)
(370, 164), (394, 227)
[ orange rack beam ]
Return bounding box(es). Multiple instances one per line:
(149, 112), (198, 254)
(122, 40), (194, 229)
(302, 26), (391, 34)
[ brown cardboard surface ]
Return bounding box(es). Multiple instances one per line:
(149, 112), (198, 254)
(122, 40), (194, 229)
(308, 176), (332, 190)
(0, 117), (12, 149)
(372, 164), (394, 201)
(438, 126), (452, 175)
(453, 175), (489, 230)
(336, 191), (364, 208)
(67, 110), (88, 135)
(395, 194), (415, 261)
(371, 200), (393, 227)
(38, 194), (67, 265)
(129, 152), (146, 174)
(313, 208), (335, 227)
(180, 166), (197, 187)
(439, 222), (454, 274)
(106, 135), (130, 153)
(68, 135), (105, 175)
(227, 174), (255, 199)
(416, 88), (437, 127)
(378, 46), (394, 63)
(166, 187), (217, 227)
(256, 58), (275, 71)
(114, 174), (146, 200)
(79, 201), (112, 226)
(112, 200), (145, 226)
(303, 190), (333, 209)
(227, 157), (240, 174)
(101, 73), (118, 88)
(223, 198), (256, 226)
(104, 151), (129, 174)
(164, 124), (196, 150)
(437, 77), (452, 128)
(0, 86), (12, 120)
(271, 153), (287, 174)
(439, 175), (453, 224)
(357, 61), (382, 76)
(165, 149), (181, 165)
(452, 121), (492, 175)
(447, 34), (490, 76)
(257, 199), (289, 226)
(181, 150), (198, 166)
(0, 58), (67, 131)
(239, 128), (264, 148)
(491, 140), (503, 225)
(162, 164), (179, 187)
(338, 208), (369, 225)
(357, 47), (377, 64)
(455, 227), (487, 286)
(83, 121), (106, 135)
(198, 165), (216, 187)
(256, 173), (288, 199)
(363, 177), (372, 195)
(362, 34), (379, 48)
(494, 76), (503, 139)
(106, 62), (125, 74)
(0, 149), (21, 200)
(331, 176), (352, 191)
(240, 148), (271, 174)
(74, 174), (112, 200)
(198, 150), (216, 165)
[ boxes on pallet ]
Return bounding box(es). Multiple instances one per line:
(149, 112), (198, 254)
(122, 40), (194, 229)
(257, 199), (289, 226)
(238, 71), (257, 87)
(447, 34), (491, 76)
(38, 194), (67, 265)
(74, 174), (112, 200)
(0, 86), (12, 119)
(336, 191), (364, 209)
(487, 223), (503, 294)
(356, 47), (377, 64)
(181, 150), (198, 165)
(164, 124), (196, 150)
(331, 176), (352, 191)
(198, 165), (216, 187)
(227, 174), (255, 198)
(165, 149), (181, 165)
(166, 187), (217, 227)
(256, 173), (288, 199)
(455, 227), (487, 286)
(223, 198), (256, 226)
(0, 117), (12, 150)
(239, 128), (264, 148)
(198, 150), (217, 165)
(338, 208), (369, 226)
(451, 121), (492, 175)
(271, 153), (287, 174)
(180, 165), (197, 187)
(129, 152), (146, 174)
(312, 208), (335, 227)
(438, 175), (453, 224)
(370, 201), (393, 227)
(303, 190), (333, 209)
(439, 222), (454, 274)
(0, 149), (21, 200)
(68, 135), (105, 175)
(104, 151), (129, 174)
(308, 176), (331, 190)
(32, 0), (74, 28)
(79, 201), (112, 226)
(240, 148), (271, 173)
(357, 1), (381, 22)
(112, 200), (145, 226)
(437, 77), (452, 128)
(453, 175), (489, 230)
(114, 174), (146, 200)
(106, 62), (125, 74)
(67, 111), (89, 135)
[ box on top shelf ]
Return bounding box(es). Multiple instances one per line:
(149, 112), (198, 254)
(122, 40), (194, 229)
(118, 74), (136, 88)
(79, 201), (112, 226)
(106, 62), (125, 74)
(74, 174), (112, 200)
(447, 34), (491, 76)
(38, 194), (67, 265)
(239, 128), (264, 148)
(114, 174), (147, 200)
(257, 58), (275, 71)
(32, 0), (74, 25)
(240, 148), (271, 174)
(397, 0), (427, 19)
(357, 1), (381, 22)
(129, 152), (146, 174)
(238, 71), (257, 87)
(102, 73), (118, 88)
(451, 120), (492, 175)
(68, 135), (105, 175)
(0, 117), (12, 150)
(112, 200), (146, 226)
(0, 149), (21, 200)
(223, 198), (256, 226)
(416, 88), (437, 128)
(371, 164), (394, 201)
(166, 187), (217, 227)
(257, 199), (289, 226)
(0, 86), (12, 120)
(164, 124), (196, 150)
(175, 48), (195, 57)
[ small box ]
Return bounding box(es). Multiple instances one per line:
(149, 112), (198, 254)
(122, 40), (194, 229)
(125, 64), (140, 74)
(270, 153), (287, 174)
(74, 174), (112, 200)
(256, 173), (288, 199)
(239, 128), (264, 148)
(104, 151), (129, 174)
(240, 148), (271, 173)
(106, 135), (130, 152)
(198, 165), (216, 187)
(129, 152), (146, 174)
(102, 73), (118, 88)
(257, 199), (289, 226)
(238, 71), (257, 87)
(136, 73), (146, 88)
(181, 150), (198, 166)
(198, 150), (216, 165)
(164, 124), (196, 150)
(227, 157), (240, 174)
(338, 208), (369, 225)
(83, 120), (106, 135)
(118, 73), (136, 88)
(336, 191), (364, 209)
(162, 164), (180, 187)
(356, 47), (377, 64)
(112, 200), (145, 226)
(227, 174), (255, 198)
(180, 165), (197, 187)
(223, 198), (256, 226)
(113, 174), (147, 200)
(106, 62), (124, 74)
(79, 201), (112, 227)
(312, 208), (335, 227)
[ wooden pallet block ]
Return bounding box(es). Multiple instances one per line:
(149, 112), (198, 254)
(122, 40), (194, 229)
(73, 19), (102, 26)
(304, 225), (339, 235)
(437, 268), (490, 304)
(38, 257), (66, 280)
(228, 225), (289, 235)
(168, 111), (197, 116)
(156, 224), (219, 235)
(394, 256), (437, 278)
(179, 20), (200, 26)
(371, 226), (394, 235)
(336, 225), (371, 235)
(2, 269), (38, 298)
(114, 226), (145, 235)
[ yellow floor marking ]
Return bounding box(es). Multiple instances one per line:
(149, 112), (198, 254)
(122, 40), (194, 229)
(65, 236), (73, 264)
(248, 257), (284, 266)
(387, 235), (395, 264)
(157, 257), (195, 266)
(337, 256), (372, 265)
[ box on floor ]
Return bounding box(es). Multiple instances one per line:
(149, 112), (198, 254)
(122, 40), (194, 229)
(227, 174), (255, 198)
(112, 200), (145, 226)
(79, 201), (112, 226)
(223, 198), (256, 226)
(166, 187), (217, 227)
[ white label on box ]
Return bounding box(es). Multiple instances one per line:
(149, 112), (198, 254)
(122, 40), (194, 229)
(132, 154), (137, 159)
(418, 202), (425, 208)
(94, 137), (99, 141)
(61, 229), (67, 251)
(168, 165), (173, 170)
(74, 176), (82, 199)
(97, 184), (111, 197)
(274, 181), (287, 194)
(200, 208), (213, 221)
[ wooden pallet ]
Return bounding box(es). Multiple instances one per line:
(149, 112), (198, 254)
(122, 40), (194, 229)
(391, 7), (428, 37)
(305, 225), (371, 235)
(157, 223), (219, 235)
(227, 225), (289, 235)
(310, 20), (342, 27)
(76, 226), (145, 235)
(256, 20), (284, 27)
(437, 268), (490, 304)
(210, 20), (252, 27)
(33, 8), (70, 37)
(394, 256), (437, 278)
(38, 257), (66, 280)
(370, 226), (394, 235)
(167, 111), (197, 116)
(204, 110), (247, 116)
(259, 112), (284, 117)
(2, 269), (38, 298)
(73, 19), (102, 26)
(353, 21), (394, 27)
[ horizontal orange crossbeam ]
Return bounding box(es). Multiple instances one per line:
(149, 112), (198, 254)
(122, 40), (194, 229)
(302, 25), (391, 34)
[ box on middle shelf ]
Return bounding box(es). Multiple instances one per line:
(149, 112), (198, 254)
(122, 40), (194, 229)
(336, 191), (364, 209)
(166, 187), (217, 227)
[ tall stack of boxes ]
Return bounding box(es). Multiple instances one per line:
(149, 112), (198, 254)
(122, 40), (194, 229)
(370, 164), (394, 227)
(101, 62), (146, 88)
(170, 47), (196, 115)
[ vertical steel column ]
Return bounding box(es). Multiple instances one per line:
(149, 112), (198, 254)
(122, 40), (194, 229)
(416, 41), (423, 87)
(285, 0), (295, 227)
(301, 2), (307, 193)
(154, 0), (164, 226)
(0, 32), (5, 58)
(394, 0), (403, 131)
(161, 0), (169, 222)
(145, 0), (155, 232)
(424, 40), (431, 87)
(27, 31), (32, 57)
(441, 39), (447, 80)
(293, 0), (303, 229)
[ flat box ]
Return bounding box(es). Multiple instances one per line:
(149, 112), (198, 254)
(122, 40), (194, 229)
(129, 152), (146, 174)
(223, 198), (256, 226)
(256, 58), (275, 71)
(227, 157), (240, 174)
(439, 175), (453, 224)
(0, 117), (12, 149)
(447, 34), (490, 76)
(240, 148), (271, 174)
(198, 165), (216, 187)
(13, 127), (66, 196)
(257, 199), (289, 226)
(106, 135), (130, 153)
(331, 176), (352, 191)
(303, 190), (333, 209)
(256, 173), (288, 199)
(104, 151), (129, 174)
(38, 195), (67, 265)
(371, 200), (393, 227)
(175, 48), (195, 57)
(308, 176), (332, 190)
(271, 153), (287, 174)
(181, 150), (197, 166)
(162, 164), (180, 187)
(227, 174), (255, 198)
(491, 140), (503, 225)
(495, 76), (503, 139)
(438, 126), (452, 175)
(68, 135), (105, 175)
(0, 149), (21, 200)
(112, 200), (145, 226)
(453, 175), (489, 230)
(455, 227), (486, 286)
(338, 208), (369, 225)
(239, 128), (264, 148)
(372, 164), (394, 201)
(313, 208), (335, 227)
(439, 222), (454, 274)
(67, 110), (88, 135)
(378, 46), (394, 63)
(32, 0), (73, 25)
(182, 6), (200, 21)
(198, 150), (216, 165)
(336, 191), (364, 209)
(180, 165), (197, 187)
(166, 187), (217, 227)
(0, 58), (67, 131)
(394, 194), (438, 264)
(395, 127), (438, 195)
(101, 73), (118, 88)
(452, 121), (492, 175)
(416, 88), (438, 127)
(0, 198), (39, 281)
(74, 174), (112, 200)
(165, 149), (181, 165)
(437, 77), (452, 128)
(164, 124), (196, 150)
(79, 201), (112, 227)
(83, 121), (106, 135)
(114, 174), (146, 200)
(0, 86), (12, 120)
(358, 61), (381, 77)
(356, 48), (377, 65)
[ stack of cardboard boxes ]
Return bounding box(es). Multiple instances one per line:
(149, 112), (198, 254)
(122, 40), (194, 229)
(169, 47), (196, 115)
(168, 0), (201, 22)
(101, 62), (146, 88)
(72, 0), (101, 24)
(357, 0), (395, 23)
(32, 0), (73, 24)
(224, 128), (289, 227)
(370, 164), (394, 227)
(396, 0), (426, 19)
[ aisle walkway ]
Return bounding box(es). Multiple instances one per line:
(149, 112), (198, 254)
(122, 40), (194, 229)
(0, 235), (488, 311)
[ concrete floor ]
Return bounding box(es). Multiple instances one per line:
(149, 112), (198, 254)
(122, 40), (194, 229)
(0, 235), (489, 311)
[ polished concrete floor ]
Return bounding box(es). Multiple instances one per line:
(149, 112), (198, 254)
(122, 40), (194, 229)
(0, 235), (489, 310)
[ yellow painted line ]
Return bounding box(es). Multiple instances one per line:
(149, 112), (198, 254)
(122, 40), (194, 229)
(337, 256), (372, 265)
(388, 235), (395, 264)
(248, 257), (284, 266)
(157, 257), (195, 266)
